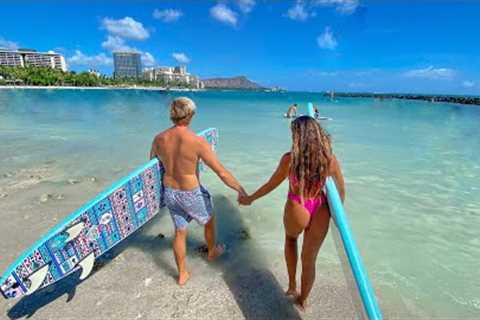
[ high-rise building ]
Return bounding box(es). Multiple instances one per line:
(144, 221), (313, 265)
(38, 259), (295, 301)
(113, 52), (142, 79)
(0, 48), (66, 71)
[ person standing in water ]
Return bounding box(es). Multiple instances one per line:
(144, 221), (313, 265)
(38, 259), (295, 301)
(239, 116), (345, 311)
(150, 97), (246, 285)
(286, 103), (298, 118)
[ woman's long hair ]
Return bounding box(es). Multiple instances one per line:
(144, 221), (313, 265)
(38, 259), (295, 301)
(290, 116), (332, 199)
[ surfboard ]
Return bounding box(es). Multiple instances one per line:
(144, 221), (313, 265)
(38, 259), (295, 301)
(0, 128), (219, 300)
(306, 102), (382, 318)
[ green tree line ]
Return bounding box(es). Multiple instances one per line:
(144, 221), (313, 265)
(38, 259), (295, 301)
(0, 66), (194, 88)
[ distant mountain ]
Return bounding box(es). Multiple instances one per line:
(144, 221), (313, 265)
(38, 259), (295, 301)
(202, 76), (265, 90)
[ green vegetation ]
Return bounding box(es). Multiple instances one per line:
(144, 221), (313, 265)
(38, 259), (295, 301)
(0, 66), (194, 88)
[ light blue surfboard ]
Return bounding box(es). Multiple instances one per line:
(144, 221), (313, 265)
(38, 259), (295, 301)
(307, 102), (382, 319)
(0, 128), (218, 300)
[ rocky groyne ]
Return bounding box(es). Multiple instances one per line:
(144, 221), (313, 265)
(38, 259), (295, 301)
(327, 92), (480, 106)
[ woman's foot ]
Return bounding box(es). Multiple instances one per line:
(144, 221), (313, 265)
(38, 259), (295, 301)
(294, 296), (307, 312)
(207, 244), (225, 261)
(178, 271), (190, 286)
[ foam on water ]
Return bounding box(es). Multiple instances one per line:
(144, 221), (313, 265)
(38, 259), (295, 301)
(0, 89), (479, 318)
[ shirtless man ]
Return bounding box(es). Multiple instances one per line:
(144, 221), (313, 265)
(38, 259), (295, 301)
(150, 97), (246, 285)
(286, 104), (298, 118)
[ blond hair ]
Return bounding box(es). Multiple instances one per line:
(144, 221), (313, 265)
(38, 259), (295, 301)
(290, 116), (332, 199)
(170, 97), (196, 125)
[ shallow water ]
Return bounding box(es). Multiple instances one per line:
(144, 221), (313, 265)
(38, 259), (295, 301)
(0, 89), (479, 318)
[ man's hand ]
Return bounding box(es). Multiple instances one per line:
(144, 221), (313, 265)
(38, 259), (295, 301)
(238, 193), (253, 206)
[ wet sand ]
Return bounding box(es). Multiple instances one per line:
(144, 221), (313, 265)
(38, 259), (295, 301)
(0, 164), (360, 320)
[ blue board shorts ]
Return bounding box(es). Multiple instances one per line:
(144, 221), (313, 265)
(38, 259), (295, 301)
(164, 185), (213, 230)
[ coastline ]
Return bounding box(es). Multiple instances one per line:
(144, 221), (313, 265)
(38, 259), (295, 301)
(0, 85), (203, 92)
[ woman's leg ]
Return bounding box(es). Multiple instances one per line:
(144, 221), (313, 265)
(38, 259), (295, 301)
(296, 205), (330, 310)
(283, 200), (310, 296)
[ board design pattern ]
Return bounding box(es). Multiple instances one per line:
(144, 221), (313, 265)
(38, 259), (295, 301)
(1, 128), (218, 300)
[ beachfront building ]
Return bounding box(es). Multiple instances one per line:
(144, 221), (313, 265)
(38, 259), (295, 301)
(143, 65), (204, 89)
(113, 52), (142, 80)
(0, 48), (67, 71)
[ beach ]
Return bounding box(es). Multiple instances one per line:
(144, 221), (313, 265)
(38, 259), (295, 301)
(0, 85), (202, 92)
(1, 89), (479, 319)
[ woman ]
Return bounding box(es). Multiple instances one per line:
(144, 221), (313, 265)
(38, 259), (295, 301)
(239, 116), (345, 310)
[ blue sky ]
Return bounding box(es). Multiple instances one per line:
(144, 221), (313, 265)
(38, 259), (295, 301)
(1, 0), (479, 94)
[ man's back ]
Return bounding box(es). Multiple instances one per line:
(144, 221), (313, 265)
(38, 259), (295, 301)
(152, 126), (203, 190)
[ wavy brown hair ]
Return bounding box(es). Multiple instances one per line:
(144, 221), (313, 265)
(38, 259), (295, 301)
(290, 116), (332, 199)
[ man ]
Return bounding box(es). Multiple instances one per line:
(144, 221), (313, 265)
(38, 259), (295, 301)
(150, 97), (246, 285)
(286, 103), (298, 118)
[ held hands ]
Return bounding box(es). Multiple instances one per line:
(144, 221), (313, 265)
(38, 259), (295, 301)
(238, 193), (254, 206)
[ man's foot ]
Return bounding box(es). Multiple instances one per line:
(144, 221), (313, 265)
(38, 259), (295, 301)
(294, 297), (307, 312)
(178, 271), (190, 286)
(285, 288), (299, 298)
(207, 244), (225, 261)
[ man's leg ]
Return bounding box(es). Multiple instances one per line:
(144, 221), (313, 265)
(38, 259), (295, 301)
(204, 215), (224, 261)
(173, 228), (190, 285)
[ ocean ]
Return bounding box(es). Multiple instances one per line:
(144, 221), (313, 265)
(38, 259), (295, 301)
(0, 89), (479, 318)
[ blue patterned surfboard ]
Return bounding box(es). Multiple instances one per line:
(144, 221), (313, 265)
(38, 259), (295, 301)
(0, 128), (218, 300)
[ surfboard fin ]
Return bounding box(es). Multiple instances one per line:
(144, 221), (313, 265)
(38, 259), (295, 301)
(65, 222), (85, 243)
(25, 264), (49, 295)
(78, 253), (95, 280)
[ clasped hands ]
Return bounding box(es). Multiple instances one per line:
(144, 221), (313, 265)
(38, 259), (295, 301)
(237, 189), (253, 206)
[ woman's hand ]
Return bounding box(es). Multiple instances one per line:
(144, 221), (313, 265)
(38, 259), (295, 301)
(238, 194), (254, 206)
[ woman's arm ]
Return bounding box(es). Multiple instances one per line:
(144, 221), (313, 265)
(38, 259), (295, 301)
(240, 153), (290, 205)
(329, 154), (346, 203)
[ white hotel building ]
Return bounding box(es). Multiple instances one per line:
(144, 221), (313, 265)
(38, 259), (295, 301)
(143, 65), (204, 89)
(0, 48), (67, 71)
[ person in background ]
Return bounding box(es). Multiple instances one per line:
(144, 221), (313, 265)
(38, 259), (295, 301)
(239, 116), (345, 311)
(313, 105), (320, 119)
(286, 103), (298, 118)
(150, 97), (247, 286)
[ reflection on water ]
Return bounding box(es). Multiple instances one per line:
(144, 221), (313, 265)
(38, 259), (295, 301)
(0, 89), (479, 318)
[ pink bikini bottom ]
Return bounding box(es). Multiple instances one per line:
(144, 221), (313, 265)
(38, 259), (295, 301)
(287, 192), (327, 216)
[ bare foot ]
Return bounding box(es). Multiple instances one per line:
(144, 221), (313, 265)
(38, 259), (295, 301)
(178, 271), (190, 286)
(294, 297), (307, 312)
(286, 288), (299, 298)
(207, 244), (225, 261)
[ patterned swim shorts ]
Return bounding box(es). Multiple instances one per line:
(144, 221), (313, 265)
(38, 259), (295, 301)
(164, 185), (213, 230)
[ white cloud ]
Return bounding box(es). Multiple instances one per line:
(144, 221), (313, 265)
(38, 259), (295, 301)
(237, 0), (256, 13)
(314, 0), (359, 15)
(0, 37), (19, 50)
(286, 1), (310, 21)
(317, 27), (337, 50)
(463, 80), (475, 88)
(172, 52), (191, 64)
(101, 35), (136, 52)
(403, 66), (456, 80)
(153, 9), (183, 22)
(210, 3), (238, 26)
(102, 17), (150, 40)
(68, 50), (113, 67)
(141, 52), (156, 67)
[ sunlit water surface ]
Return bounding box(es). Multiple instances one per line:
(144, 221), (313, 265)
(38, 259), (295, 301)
(0, 89), (479, 318)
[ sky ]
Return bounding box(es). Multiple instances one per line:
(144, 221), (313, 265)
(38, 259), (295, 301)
(1, 0), (479, 94)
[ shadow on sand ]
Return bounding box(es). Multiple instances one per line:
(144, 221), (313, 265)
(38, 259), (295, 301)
(7, 195), (301, 320)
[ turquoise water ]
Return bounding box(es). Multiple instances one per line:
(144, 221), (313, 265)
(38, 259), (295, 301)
(0, 89), (479, 318)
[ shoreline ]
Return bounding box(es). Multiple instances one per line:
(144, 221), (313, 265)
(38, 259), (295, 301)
(0, 85), (203, 92)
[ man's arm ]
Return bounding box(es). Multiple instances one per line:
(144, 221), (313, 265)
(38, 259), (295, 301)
(198, 138), (245, 194)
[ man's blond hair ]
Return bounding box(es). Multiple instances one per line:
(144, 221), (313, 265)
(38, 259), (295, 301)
(170, 97), (196, 125)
